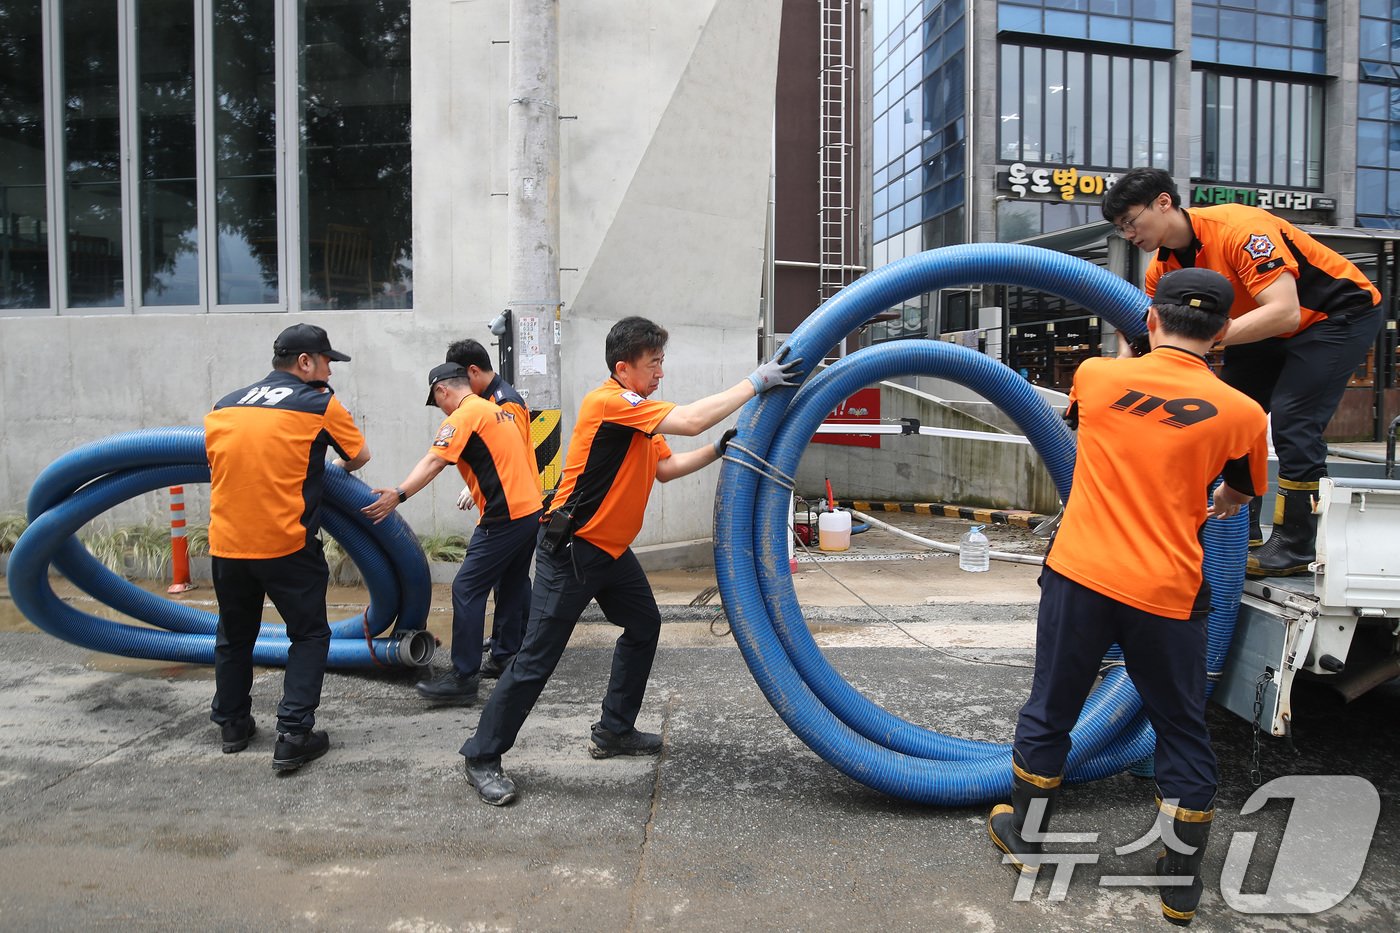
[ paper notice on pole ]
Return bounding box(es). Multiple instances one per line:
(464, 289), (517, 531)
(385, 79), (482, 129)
(518, 315), (547, 375)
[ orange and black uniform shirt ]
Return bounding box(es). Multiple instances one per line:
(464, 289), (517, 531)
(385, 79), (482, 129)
(482, 373), (541, 493)
(483, 374), (531, 450)
(1146, 204), (1380, 337)
(429, 394), (542, 525)
(1046, 348), (1269, 620)
(546, 377), (676, 558)
(205, 370), (366, 560)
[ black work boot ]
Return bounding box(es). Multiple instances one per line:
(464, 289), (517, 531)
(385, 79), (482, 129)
(987, 762), (1062, 875)
(415, 669), (480, 705)
(1155, 795), (1214, 926)
(589, 722), (663, 759)
(1247, 496), (1263, 548)
(272, 729), (330, 772)
(464, 755), (517, 806)
(220, 715), (257, 754)
(1247, 479), (1319, 578)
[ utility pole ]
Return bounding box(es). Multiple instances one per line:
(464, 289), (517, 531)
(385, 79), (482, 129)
(507, 0), (563, 492)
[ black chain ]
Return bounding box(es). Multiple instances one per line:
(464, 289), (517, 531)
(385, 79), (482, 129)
(1250, 670), (1270, 786)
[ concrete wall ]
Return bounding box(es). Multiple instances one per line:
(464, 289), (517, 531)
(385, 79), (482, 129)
(794, 380), (1063, 514)
(0, 0), (780, 557)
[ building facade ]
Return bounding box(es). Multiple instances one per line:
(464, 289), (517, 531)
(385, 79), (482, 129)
(0, 0), (780, 557)
(867, 0), (1399, 437)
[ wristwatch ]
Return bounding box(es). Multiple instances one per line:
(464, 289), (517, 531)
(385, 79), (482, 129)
(395, 486), (408, 503)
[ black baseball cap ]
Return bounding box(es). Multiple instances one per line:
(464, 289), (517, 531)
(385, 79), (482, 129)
(273, 323), (351, 361)
(1153, 268), (1235, 318)
(426, 362), (468, 405)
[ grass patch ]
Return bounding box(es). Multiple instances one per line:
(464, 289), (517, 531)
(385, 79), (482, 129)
(11, 517), (465, 582)
(418, 532), (469, 563)
(81, 523), (172, 579)
(0, 515), (28, 553)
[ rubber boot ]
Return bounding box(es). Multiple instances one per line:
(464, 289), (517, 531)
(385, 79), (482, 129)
(1155, 795), (1214, 927)
(1247, 496), (1263, 548)
(988, 762), (1061, 874)
(1246, 479), (1318, 578)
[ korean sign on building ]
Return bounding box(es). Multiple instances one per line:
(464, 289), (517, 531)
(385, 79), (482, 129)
(998, 163), (1120, 201)
(996, 164), (1337, 215)
(1191, 185), (1336, 212)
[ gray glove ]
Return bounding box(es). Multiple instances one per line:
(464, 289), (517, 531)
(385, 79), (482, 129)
(747, 351), (803, 394)
(713, 427), (738, 457)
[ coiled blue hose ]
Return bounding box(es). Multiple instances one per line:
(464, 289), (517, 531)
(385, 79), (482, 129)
(7, 427), (435, 669)
(715, 244), (1248, 804)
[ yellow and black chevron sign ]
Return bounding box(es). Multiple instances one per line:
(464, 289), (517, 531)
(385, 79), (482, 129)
(531, 408), (562, 492)
(838, 499), (1050, 529)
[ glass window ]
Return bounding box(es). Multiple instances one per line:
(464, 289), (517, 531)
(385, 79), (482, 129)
(1131, 58), (1150, 165)
(1190, 71), (1203, 179)
(1151, 60), (1169, 164)
(1201, 71), (1219, 179)
(1360, 18), (1383, 60)
(1044, 51), (1064, 161)
(1235, 84), (1252, 180)
(213, 0), (279, 306)
(1256, 82), (1273, 184)
(1023, 50), (1041, 162)
(1218, 75), (1235, 182)
(1090, 54), (1109, 165)
(138, 0), (200, 307)
(6, 0), (415, 314)
(1356, 168), (1385, 210)
(998, 5), (1041, 32)
(1192, 4), (1217, 34)
(1358, 121), (1387, 168)
(1002, 48), (1024, 161)
(1089, 17), (1131, 44)
(1219, 40), (1253, 67)
(1256, 15), (1289, 46)
(1193, 70), (1324, 189)
(1289, 84), (1306, 186)
(1044, 11), (1087, 38)
(1065, 52), (1084, 163)
(1111, 57), (1129, 166)
(0, 1), (50, 309)
(1256, 45), (1289, 70)
(63, 0), (125, 308)
(1219, 9), (1254, 41)
(1133, 21), (1173, 47)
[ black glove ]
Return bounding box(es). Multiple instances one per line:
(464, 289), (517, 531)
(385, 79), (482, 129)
(714, 427), (738, 457)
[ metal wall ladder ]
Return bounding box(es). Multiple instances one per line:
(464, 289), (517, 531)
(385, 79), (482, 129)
(817, 0), (854, 308)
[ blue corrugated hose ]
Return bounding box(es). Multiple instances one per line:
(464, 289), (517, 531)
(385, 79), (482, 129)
(7, 426), (435, 669)
(714, 244), (1248, 804)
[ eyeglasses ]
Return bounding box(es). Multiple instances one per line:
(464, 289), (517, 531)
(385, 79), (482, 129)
(1114, 203), (1153, 236)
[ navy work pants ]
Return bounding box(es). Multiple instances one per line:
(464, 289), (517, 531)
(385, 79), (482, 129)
(450, 510), (541, 676)
(1221, 304), (1381, 481)
(210, 541), (330, 735)
(1014, 566), (1217, 809)
(462, 533), (662, 760)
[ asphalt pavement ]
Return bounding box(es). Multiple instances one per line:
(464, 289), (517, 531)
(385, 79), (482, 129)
(1, 516), (1397, 931)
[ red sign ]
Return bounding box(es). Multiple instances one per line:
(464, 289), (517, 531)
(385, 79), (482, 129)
(814, 387), (881, 448)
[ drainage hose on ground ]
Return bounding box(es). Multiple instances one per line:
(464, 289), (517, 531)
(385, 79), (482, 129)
(715, 244), (1248, 804)
(7, 427), (435, 669)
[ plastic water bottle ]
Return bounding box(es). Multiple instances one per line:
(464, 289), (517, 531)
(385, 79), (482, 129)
(959, 524), (990, 573)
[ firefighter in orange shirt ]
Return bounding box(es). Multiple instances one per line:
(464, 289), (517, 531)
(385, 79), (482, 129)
(204, 324), (370, 773)
(445, 338), (537, 677)
(1103, 167), (1382, 577)
(361, 362), (544, 705)
(987, 270), (1269, 927)
(458, 317), (801, 807)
